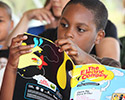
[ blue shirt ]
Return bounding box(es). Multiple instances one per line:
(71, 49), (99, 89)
(27, 25), (45, 35)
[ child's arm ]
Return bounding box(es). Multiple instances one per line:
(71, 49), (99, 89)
(95, 36), (120, 61)
(0, 35), (34, 100)
(55, 38), (100, 65)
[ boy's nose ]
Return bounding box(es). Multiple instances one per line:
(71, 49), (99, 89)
(64, 28), (74, 39)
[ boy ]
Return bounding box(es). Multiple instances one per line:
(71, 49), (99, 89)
(0, 0), (120, 100)
(0, 1), (14, 88)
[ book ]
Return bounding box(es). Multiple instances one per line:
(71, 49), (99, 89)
(13, 32), (74, 100)
(13, 33), (125, 100)
(69, 64), (125, 100)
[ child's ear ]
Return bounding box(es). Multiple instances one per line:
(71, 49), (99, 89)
(95, 30), (105, 44)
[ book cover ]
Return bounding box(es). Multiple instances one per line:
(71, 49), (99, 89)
(13, 33), (125, 100)
(69, 64), (125, 100)
(13, 33), (74, 100)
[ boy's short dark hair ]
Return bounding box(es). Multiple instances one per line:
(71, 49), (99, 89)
(62, 0), (108, 31)
(0, 1), (12, 19)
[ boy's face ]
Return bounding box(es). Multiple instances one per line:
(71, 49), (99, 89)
(57, 4), (100, 53)
(0, 7), (13, 42)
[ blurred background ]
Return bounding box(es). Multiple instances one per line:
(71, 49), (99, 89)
(1, 0), (125, 37)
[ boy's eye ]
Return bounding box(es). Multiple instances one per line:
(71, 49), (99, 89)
(0, 19), (3, 22)
(60, 23), (68, 28)
(77, 27), (85, 33)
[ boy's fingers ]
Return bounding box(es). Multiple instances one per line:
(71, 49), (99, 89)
(16, 44), (34, 51)
(8, 44), (33, 67)
(55, 39), (71, 47)
(16, 49), (32, 56)
(8, 49), (32, 67)
(11, 44), (34, 54)
(66, 50), (78, 56)
(11, 35), (28, 46)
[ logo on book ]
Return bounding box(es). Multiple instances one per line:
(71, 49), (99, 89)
(33, 75), (56, 92)
(70, 64), (114, 88)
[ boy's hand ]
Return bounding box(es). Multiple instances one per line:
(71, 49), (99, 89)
(55, 38), (86, 65)
(7, 35), (34, 70)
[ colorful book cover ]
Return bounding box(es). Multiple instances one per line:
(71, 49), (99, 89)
(13, 33), (125, 100)
(69, 64), (125, 100)
(13, 33), (74, 100)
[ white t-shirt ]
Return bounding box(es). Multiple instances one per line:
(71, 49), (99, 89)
(0, 57), (8, 88)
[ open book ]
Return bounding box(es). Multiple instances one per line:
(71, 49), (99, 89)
(13, 33), (125, 100)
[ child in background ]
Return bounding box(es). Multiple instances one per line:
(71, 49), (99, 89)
(0, 1), (14, 88)
(0, 0), (121, 99)
(27, 0), (70, 35)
